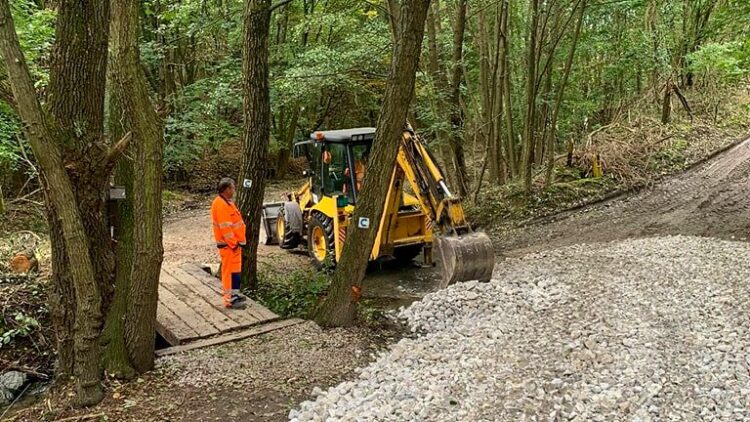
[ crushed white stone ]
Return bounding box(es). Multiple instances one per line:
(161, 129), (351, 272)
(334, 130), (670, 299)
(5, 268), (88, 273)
(290, 236), (750, 421)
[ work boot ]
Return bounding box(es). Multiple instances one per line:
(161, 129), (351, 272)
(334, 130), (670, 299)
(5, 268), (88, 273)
(225, 301), (246, 310)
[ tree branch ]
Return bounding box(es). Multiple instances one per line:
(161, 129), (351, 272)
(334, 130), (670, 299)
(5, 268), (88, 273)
(270, 0), (292, 12)
(106, 131), (132, 165)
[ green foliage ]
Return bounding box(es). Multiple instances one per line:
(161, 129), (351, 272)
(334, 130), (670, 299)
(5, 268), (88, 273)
(10, 0), (55, 86)
(648, 138), (690, 173)
(253, 269), (330, 318)
(0, 106), (22, 185)
(0, 312), (40, 348)
(163, 66), (243, 175)
(688, 42), (750, 83)
(468, 172), (617, 225)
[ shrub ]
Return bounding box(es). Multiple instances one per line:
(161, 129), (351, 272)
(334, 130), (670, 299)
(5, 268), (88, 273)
(253, 269), (330, 318)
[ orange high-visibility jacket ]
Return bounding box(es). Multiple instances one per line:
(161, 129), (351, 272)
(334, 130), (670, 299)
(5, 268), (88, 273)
(211, 196), (247, 249)
(354, 160), (365, 189)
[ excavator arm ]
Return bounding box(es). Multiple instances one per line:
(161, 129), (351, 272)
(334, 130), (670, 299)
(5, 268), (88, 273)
(396, 125), (495, 286)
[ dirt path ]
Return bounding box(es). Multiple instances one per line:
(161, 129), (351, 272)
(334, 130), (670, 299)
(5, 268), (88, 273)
(162, 181), (309, 274)
(497, 136), (750, 256)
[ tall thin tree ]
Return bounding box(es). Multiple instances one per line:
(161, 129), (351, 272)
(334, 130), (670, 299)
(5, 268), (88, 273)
(237, 0), (272, 291)
(314, 0), (432, 326)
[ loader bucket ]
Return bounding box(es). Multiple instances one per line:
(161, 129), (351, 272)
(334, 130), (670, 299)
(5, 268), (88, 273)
(261, 202), (283, 245)
(435, 231), (495, 288)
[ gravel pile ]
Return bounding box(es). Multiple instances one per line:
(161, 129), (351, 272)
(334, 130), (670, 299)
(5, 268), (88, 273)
(290, 236), (750, 421)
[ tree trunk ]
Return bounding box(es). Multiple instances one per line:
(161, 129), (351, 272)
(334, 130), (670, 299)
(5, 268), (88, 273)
(0, 2), (105, 405)
(237, 0), (272, 291)
(522, 0), (540, 193)
(101, 94), (136, 378)
(110, 0), (165, 374)
(386, 0), (400, 41)
(447, 0), (469, 198)
(662, 82), (673, 124)
(276, 105), (301, 179)
(501, 0), (516, 177)
(545, 1), (585, 188)
(314, 0), (431, 327)
(102, 169), (137, 379)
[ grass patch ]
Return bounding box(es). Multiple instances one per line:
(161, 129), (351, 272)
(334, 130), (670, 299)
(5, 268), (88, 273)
(252, 269), (330, 319)
(467, 170), (617, 228)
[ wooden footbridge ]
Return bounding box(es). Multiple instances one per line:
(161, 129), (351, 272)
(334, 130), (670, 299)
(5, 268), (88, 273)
(155, 263), (302, 356)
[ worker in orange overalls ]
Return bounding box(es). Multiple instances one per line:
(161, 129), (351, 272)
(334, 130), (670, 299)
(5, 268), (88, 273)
(344, 150), (368, 193)
(211, 178), (247, 309)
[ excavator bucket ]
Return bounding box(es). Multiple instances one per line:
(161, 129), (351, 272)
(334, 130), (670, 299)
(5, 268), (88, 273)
(435, 231), (495, 288)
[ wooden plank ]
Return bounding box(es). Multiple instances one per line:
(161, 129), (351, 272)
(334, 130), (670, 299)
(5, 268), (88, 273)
(172, 264), (278, 324)
(156, 300), (200, 345)
(156, 318), (306, 357)
(158, 284), (220, 338)
(180, 263), (280, 322)
(160, 270), (237, 332)
(164, 265), (259, 325)
(165, 265), (270, 326)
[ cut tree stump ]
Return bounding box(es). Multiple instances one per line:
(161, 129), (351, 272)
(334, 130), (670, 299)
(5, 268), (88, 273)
(9, 249), (38, 273)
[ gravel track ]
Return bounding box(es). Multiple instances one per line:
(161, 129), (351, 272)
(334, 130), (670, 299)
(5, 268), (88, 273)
(291, 236), (750, 421)
(497, 137), (750, 256)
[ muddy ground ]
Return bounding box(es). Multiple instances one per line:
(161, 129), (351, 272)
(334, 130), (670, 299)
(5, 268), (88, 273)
(495, 136), (750, 257)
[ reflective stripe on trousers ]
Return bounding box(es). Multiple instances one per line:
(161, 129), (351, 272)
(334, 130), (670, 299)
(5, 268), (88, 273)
(219, 247), (241, 307)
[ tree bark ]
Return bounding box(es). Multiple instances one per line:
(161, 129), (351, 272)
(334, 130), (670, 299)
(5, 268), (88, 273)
(522, 0), (540, 193)
(101, 95), (136, 378)
(276, 105), (301, 179)
(110, 0), (165, 374)
(237, 0), (272, 291)
(447, 0), (469, 198)
(661, 82), (673, 124)
(544, 0), (585, 187)
(314, 0), (431, 327)
(501, 0), (516, 177)
(0, 1), (104, 405)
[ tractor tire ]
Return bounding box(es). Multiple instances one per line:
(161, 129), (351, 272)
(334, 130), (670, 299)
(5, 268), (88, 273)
(393, 244), (423, 264)
(307, 212), (336, 269)
(277, 202), (302, 249)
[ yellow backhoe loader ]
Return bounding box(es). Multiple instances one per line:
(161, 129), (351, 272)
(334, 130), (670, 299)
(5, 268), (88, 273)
(261, 125), (494, 286)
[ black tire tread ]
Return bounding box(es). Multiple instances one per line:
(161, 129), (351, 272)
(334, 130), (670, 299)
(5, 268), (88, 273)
(308, 212), (336, 269)
(278, 205), (301, 249)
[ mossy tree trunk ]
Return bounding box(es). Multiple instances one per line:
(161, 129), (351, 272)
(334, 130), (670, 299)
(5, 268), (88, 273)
(108, 0), (165, 374)
(0, 0), (163, 405)
(0, 1), (109, 405)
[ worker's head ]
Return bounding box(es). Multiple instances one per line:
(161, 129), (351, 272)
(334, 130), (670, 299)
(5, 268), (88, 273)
(217, 177), (236, 199)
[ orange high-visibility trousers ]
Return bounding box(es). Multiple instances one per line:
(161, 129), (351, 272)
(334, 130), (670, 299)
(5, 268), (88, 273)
(219, 247), (242, 307)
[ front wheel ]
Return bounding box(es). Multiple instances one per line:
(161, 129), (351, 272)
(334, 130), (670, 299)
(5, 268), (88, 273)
(307, 212), (335, 269)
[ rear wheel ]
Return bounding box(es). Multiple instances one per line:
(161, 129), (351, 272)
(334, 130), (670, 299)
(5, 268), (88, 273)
(278, 202), (301, 249)
(308, 212), (335, 269)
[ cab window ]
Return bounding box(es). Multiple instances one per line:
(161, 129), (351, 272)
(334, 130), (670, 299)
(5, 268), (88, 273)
(322, 143), (350, 198)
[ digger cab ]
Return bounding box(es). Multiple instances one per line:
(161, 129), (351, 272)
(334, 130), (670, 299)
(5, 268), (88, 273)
(294, 127), (375, 205)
